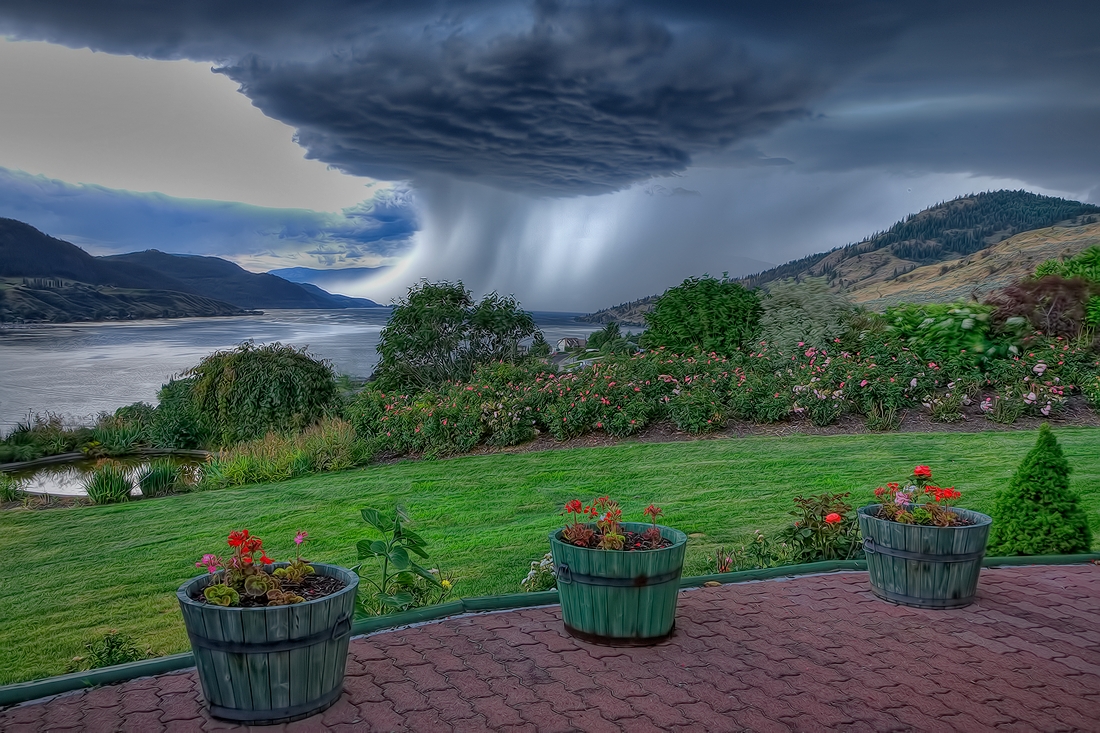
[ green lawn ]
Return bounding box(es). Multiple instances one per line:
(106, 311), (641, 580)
(2, 428), (1099, 685)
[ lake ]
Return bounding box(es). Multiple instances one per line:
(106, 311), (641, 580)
(0, 309), (604, 430)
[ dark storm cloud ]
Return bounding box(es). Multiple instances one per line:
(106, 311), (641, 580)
(0, 167), (416, 266)
(0, 1), (1096, 194)
(0, 1), (902, 193)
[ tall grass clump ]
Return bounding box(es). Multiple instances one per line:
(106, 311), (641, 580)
(82, 461), (134, 504)
(0, 473), (26, 502)
(198, 418), (369, 490)
(136, 459), (181, 498)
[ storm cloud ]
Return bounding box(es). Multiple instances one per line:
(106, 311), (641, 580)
(1, 1), (1097, 308)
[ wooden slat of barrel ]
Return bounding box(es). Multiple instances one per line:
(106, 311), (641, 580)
(198, 603), (235, 710)
(287, 602), (312, 709)
(265, 605), (291, 712)
(241, 604), (271, 712)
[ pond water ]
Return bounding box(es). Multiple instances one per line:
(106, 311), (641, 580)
(0, 309), (603, 430)
(7, 454), (205, 497)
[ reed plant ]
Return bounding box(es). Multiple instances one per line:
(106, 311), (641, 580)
(0, 473), (26, 502)
(137, 459), (180, 498)
(82, 461), (134, 504)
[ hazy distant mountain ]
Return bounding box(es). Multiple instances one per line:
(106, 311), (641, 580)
(580, 190), (1100, 323)
(103, 250), (379, 309)
(268, 265), (389, 291)
(0, 218), (379, 322)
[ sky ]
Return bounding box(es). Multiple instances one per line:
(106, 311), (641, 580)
(0, 1), (1097, 311)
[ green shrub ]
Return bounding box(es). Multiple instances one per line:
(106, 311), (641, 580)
(149, 378), (212, 449)
(67, 631), (148, 672)
(760, 277), (855, 350)
(187, 342), (338, 446)
(642, 274), (762, 356)
(137, 459), (180, 498)
(373, 280), (541, 392)
(988, 425), (1093, 555)
(82, 461), (134, 504)
(883, 302), (1007, 364)
(667, 384), (728, 433)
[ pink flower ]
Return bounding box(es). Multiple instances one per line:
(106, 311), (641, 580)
(860, 379), (868, 387)
(294, 531), (308, 546)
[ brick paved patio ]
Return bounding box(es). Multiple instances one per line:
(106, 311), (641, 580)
(3, 564), (1098, 732)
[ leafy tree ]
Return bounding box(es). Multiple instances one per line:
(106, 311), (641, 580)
(760, 277), (855, 349)
(373, 280), (541, 392)
(642, 274), (762, 356)
(587, 322), (621, 351)
(186, 341), (338, 446)
(988, 425), (1093, 555)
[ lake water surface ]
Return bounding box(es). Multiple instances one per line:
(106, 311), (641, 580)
(0, 310), (603, 429)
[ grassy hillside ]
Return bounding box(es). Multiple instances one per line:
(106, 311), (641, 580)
(1, 428), (1097, 684)
(848, 221), (1100, 308)
(0, 278), (248, 323)
(579, 191), (1100, 323)
(740, 190), (1100, 292)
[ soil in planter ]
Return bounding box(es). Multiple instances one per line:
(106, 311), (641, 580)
(870, 507), (975, 527)
(190, 572), (348, 607)
(565, 529), (674, 551)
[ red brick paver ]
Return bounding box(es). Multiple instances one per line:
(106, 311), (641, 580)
(3, 565), (1099, 732)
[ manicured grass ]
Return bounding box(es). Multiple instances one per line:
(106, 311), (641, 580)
(2, 428), (1099, 685)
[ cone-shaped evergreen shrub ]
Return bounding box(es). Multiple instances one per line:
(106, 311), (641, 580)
(988, 425), (1092, 555)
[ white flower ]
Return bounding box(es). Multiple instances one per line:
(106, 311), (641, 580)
(910, 378), (919, 388)
(1033, 363), (1047, 375)
(1041, 405), (1051, 416)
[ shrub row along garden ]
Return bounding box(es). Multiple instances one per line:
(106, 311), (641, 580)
(3, 249), (1100, 503)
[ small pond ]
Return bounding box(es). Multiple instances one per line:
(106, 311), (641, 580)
(4, 455), (205, 497)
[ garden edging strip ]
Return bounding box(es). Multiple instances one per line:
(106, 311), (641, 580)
(1, 552), (1096, 709)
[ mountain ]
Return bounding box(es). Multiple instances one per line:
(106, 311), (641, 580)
(739, 190), (1100, 292)
(575, 295), (659, 327)
(579, 190), (1100, 323)
(103, 251), (379, 309)
(845, 220), (1100, 308)
(0, 278), (248, 323)
(0, 217), (379, 322)
(268, 266), (389, 291)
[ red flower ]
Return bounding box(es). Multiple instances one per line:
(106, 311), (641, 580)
(913, 465), (932, 479)
(824, 513), (842, 524)
(259, 553), (274, 565)
(643, 504), (663, 522)
(564, 499), (583, 514)
(227, 529), (250, 548)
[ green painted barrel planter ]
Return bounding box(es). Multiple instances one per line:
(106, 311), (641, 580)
(177, 563), (358, 725)
(549, 522), (687, 645)
(857, 505), (992, 609)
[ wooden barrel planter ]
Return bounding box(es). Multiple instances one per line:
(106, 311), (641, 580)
(177, 563), (359, 725)
(857, 505), (992, 609)
(549, 522), (687, 645)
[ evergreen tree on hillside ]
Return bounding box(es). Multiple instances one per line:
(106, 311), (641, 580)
(988, 425), (1093, 555)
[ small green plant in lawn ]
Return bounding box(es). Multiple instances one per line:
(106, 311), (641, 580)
(82, 460), (134, 504)
(356, 506), (443, 614)
(988, 425), (1093, 555)
(67, 631), (148, 672)
(521, 552), (557, 591)
(778, 493), (863, 562)
(137, 459), (180, 498)
(0, 473), (26, 502)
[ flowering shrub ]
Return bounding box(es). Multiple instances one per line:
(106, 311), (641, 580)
(873, 466), (967, 526)
(521, 552), (557, 591)
(779, 492), (862, 562)
(194, 530), (314, 607)
(559, 497), (668, 551)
